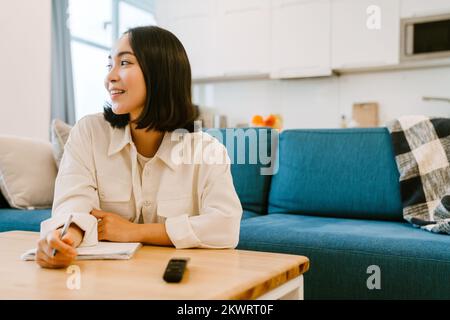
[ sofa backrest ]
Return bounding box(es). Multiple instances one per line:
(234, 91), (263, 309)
(268, 128), (403, 221)
(208, 127), (277, 215)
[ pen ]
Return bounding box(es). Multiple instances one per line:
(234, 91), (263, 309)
(52, 214), (73, 257)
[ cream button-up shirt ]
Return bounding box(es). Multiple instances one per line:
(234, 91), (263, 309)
(40, 113), (242, 249)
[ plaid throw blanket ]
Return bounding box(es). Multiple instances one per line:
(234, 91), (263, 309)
(388, 115), (450, 234)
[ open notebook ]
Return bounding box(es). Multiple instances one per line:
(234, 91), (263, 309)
(21, 242), (142, 261)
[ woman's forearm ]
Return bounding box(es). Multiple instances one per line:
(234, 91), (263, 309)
(135, 223), (173, 246)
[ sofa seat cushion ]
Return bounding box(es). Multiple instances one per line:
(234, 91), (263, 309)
(0, 208), (260, 232)
(242, 210), (260, 220)
(0, 209), (51, 232)
(269, 128), (403, 221)
(238, 213), (450, 299)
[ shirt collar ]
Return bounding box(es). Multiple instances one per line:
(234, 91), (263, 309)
(107, 123), (132, 156)
(107, 124), (178, 171)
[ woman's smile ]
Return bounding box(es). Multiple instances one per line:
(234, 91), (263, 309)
(110, 88), (127, 100)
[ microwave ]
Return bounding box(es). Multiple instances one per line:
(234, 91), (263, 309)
(400, 13), (450, 61)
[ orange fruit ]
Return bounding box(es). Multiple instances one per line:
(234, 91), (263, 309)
(251, 115), (264, 126)
(264, 114), (276, 127)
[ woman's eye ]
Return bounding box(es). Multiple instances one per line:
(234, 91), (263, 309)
(106, 61), (130, 70)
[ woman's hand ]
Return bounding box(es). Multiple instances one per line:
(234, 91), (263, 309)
(36, 224), (83, 269)
(91, 209), (140, 242)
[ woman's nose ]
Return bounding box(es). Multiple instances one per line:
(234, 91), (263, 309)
(106, 67), (120, 83)
(105, 71), (119, 91)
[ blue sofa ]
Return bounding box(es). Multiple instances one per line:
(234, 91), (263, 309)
(1, 127), (450, 299)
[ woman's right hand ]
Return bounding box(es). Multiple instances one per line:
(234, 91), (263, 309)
(36, 224), (84, 269)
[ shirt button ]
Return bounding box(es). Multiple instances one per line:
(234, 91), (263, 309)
(143, 201), (151, 207)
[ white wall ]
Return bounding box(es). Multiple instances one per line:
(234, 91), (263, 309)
(193, 66), (450, 129)
(0, 0), (51, 141)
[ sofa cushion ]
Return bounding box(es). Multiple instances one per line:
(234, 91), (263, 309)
(0, 135), (57, 209)
(208, 128), (277, 215)
(241, 210), (260, 220)
(268, 128), (403, 221)
(51, 118), (72, 169)
(238, 213), (450, 299)
(0, 209), (51, 232)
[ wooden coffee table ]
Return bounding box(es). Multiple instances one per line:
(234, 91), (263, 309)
(0, 231), (309, 300)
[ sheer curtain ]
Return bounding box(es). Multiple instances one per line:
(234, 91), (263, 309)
(51, 0), (76, 126)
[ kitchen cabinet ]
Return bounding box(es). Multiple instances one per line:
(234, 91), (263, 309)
(216, 0), (271, 77)
(271, 0), (331, 78)
(401, 0), (450, 18)
(163, 0), (220, 79)
(331, 0), (400, 69)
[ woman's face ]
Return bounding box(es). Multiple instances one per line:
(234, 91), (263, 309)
(105, 33), (146, 121)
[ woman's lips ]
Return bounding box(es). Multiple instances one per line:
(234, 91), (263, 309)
(111, 91), (126, 100)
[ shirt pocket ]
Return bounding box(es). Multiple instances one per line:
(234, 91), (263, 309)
(97, 175), (133, 217)
(156, 195), (194, 219)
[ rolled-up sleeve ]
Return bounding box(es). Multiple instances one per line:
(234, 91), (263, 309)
(165, 141), (243, 249)
(40, 118), (99, 247)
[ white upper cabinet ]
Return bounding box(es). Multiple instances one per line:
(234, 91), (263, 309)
(216, 0), (271, 77)
(163, 0), (220, 79)
(155, 0), (448, 79)
(331, 0), (400, 69)
(271, 0), (331, 79)
(401, 0), (450, 18)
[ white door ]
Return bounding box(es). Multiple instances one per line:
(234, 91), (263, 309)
(331, 0), (400, 69)
(271, 0), (331, 78)
(164, 0), (220, 79)
(216, 0), (271, 77)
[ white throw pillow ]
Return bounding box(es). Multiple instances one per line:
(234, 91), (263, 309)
(0, 135), (57, 209)
(51, 118), (72, 168)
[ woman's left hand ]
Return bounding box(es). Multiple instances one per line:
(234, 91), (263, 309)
(91, 209), (140, 242)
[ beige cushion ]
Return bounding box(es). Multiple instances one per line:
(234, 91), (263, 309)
(51, 119), (73, 168)
(0, 135), (57, 209)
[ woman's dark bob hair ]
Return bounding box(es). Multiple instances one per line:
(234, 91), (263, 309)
(103, 26), (198, 132)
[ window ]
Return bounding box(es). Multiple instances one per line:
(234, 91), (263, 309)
(68, 0), (156, 120)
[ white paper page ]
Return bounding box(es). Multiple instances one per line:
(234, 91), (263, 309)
(77, 242), (142, 256)
(21, 242), (142, 261)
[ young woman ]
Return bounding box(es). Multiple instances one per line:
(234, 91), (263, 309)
(36, 26), (242, 269)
